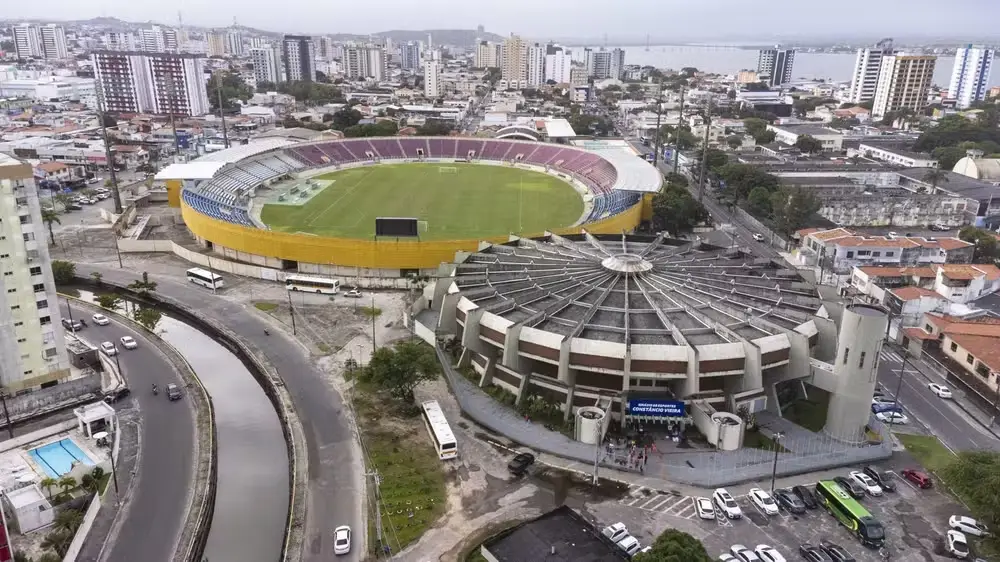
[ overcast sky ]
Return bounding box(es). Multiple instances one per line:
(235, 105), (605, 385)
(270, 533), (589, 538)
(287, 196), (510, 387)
(6, 0), (999, 40)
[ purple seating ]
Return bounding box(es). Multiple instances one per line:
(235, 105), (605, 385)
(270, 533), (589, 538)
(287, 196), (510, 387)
(426, 138), (448, 157)
(374, 139), (405, 159)
(399, 138), (429, 157)
(456, 139), (483, 159)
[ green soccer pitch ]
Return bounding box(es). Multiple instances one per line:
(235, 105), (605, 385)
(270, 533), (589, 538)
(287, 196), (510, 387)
(259, 163), (585, 240)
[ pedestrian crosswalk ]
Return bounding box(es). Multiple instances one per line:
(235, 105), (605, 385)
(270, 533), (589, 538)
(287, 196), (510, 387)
(879, 349), (904, 364)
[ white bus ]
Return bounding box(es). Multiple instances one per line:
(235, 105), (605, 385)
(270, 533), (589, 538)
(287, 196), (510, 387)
(421, 400), (458, 460)
(285, 274), (340, 294)
(186, 268), (224, 289)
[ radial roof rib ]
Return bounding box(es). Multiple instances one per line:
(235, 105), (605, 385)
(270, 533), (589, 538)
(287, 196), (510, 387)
(549, 232), (607, 261)
(569, 275), (620, 339)
(582, 231), (615, 257)
(635, 232), (667, 258)
(642, 273), (745, 345)
(633, 274), (689, 347)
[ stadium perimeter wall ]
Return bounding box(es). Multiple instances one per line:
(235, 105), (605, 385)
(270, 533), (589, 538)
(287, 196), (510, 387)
(180, 197), (642, 272)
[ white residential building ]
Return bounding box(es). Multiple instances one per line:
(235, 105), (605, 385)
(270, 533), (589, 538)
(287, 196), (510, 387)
(12, 24), (41, 59)
(38, 25), (68, 60)
(282, 35), (315, 82)
(848, 41), (894, 103)
(872, 54), (936, 119)
(501, 35), (527, 83)
(343, 45), (387, 81)
(102, 31), (137, 52)
(226, 32), (243, 57)
(0, 154), (71, 393)
(138, 26), (178, 53)
(206, 32), (226, 58)
(544, 45), (572, 84)
(401, 42), (422, 71)
(475, 40), (501, 69)
(526, 43), (546, 87)
(424, 61), (442, 98)
(948, 45), (994, 109)
(583, 48), (595, 77)
(757, 46), (795, 87)
(92, 51), (211, 116)
(250, 47), (281, 85)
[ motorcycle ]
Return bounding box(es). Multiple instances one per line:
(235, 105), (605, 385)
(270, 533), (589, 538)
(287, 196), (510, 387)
(152, 384), (159, 396)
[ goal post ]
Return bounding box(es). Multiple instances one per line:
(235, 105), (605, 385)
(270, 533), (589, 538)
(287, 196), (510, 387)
(438, 166), (458, 174)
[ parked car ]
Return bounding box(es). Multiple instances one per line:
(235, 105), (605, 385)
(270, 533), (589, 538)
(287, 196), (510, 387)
(344, 288), (363, 298)
(719, 555), (738, 562)
(120, 336), (138, 350)
(862, 466), (896, 493)
(875, 411), (909, 424)
(749, 488), (779, 515)
(92, 313), (111, 326)
(65, 203), (82, 211)
(849, 471), (883, 496)
(792, 485), (819, 509)
(713, 488), (742, 519)
(333, 525), (351, 555)
(833, 476), (866, 499)
(507, 452), (535, 476)
(754, 545), (786, 562)
(901, 468), (933, 489)
(62, 318), (84, 331)
(616, 535), (642, 557)
(930, 223), (948, 231)
(773, 488), (805, 514)
(928, 383), (953, 398)
(950, 515), (989, 537)
(872, 402), (902, 414)
(695, 497), (716, 520)
(602, 522), (629, 543)
(103, 386), (131, 404)
(799, 544), (832, 562)
(871, 395), (896, 404)
(730, 544), (762, 562)
(946, 530), (970, 559)
(87, 177), (100, 185)
(818, 540), (856, 562)
(100, 341), (118, 356)
(166, 383), (183, 401)
(752, 233), (765, 241)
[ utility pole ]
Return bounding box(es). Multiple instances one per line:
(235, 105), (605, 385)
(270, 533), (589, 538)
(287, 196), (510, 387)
(95, 82), (123, 214)
(652, 80), (664, 166)
(672, 84), (686, 175)
(697, 96), (714, 203)
(367, 469), (387, 556)
(286, 290), (297, 335)
(216, 74), (230, 149)
(163, 74), (181, 162)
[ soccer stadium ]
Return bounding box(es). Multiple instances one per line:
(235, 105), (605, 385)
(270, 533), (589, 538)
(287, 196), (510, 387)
(157, 136), (662, 275)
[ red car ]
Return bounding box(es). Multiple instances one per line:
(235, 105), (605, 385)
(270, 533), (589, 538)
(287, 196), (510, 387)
(900, 469), (933, 489)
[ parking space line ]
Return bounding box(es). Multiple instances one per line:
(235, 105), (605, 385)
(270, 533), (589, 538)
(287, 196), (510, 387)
(673, 502), (696, 518)
(668, 498), (694, 514)
(638, 496), (666, 510)
(658, 497), (689, 513)
(641, 496), (672, 511)
(625, 496), (646, 506)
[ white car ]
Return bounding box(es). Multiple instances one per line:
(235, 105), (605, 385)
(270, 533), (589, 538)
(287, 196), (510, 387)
(752, 233), (765, 241)
(946, 530), (969, 559)
(849, 471), (883, 496)
(344, 288), (363, 298)
(730, 544), (763, 562)
(754, 545), (786, 562)
(713, 488), (742, 519)
(950, 515), (989, 537)
(695, 497), (716, 520)
(617, 535), (642, 556)
(872, 395), (895, 405)
(719, 555), (738, 562)
(602, 522), (629, 543)
(120, 336), (138, 350)
(92, 313), (110, 326)
(928, 383), (953, 399)
(876, 411), (909, 424)
(333, 525), (351, 555)
(100, 341), (117, 356)
(748, 488), (779, 516)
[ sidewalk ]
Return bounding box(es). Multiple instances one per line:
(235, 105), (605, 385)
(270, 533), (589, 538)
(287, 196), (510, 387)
(906, 351), (1000, 439)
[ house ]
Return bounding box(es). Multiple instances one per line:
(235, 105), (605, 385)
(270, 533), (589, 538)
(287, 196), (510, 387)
(796, 227), (974, 277)
(767, 123), (845, 151)
(853, 263), (1000, 308)
(33, 161), (86, 183)
(903, 312), (1000, 395)
(857, 143), (937, 168)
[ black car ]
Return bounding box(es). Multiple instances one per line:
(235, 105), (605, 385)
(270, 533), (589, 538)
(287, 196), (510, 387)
(103, 386), (131, 404)
(819, 540), (857, 562)
(792, 485), (819, 509)
(61, 318), (84, 332)
(863, 466), (896, 493)
(834, 476), (866, 499)
(799, 544), (832, 562)
(166, 383), (183, 401)
(774, 488), (806, 514)
(507, 452), (535, 475)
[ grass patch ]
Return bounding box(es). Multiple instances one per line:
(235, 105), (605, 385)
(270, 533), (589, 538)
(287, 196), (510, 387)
(782, 396), (829, 433)
(360, 306), (382, 319)
(896, 433), (956, 472)
(254, 301), (279, 313)
(316, 342), (331, 354)
(97, 473), (112, 495)
(260, 163), (584, 240)
(743, 430), (789, 452)
(352, 383), (447, 555)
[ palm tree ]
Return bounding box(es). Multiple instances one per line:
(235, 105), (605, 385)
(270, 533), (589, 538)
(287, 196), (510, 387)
(40, 477), (58, 498)
(54, 509), (83, 533)
(37, 554), (62, 562)
(53, 192), (71, 210)
(923, 168), (950, 192)
(40, 530), (72, 556)
(41, 209), (60, 246)
(57, 475), (77, 494)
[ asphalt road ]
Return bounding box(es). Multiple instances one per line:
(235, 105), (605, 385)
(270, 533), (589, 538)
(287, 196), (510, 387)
(876, 343), (1000, 453)
(59, 301), (196, 562)
(75, 264), (364, 562)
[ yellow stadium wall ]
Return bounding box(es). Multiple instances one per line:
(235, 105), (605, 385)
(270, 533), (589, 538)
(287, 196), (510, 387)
(641, 193), (655, 222)
(166, 180), (182, 207)
(181, 198), (642, 270)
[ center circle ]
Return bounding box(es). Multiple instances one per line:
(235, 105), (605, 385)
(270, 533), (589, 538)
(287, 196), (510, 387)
(601, 253), (654, 273)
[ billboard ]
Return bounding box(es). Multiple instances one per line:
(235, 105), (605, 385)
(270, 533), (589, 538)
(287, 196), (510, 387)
(375, 217), (419, 238)
(627, 399), (685, 417)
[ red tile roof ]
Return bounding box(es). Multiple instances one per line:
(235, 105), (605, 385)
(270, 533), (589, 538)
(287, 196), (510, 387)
(890, 286), (943, 301)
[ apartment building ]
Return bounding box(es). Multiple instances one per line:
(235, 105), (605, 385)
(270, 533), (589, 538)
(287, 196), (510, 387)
(757, 46), (795, 87)
(424, 61), (442, 98)
(590, 48), (626, 80)
(11, 24), (65, 60)
(401, 42), (422, 71)
(250, 46), (282, 85)
(38, 25), (68, 60)
(0, 154), (71, 393)
(226, 32), (243, 57)
(474, 40), (501, 69)
(102, 31), (136, 52)
(282, 35), (315, 82)
(872, 54), (936, 119)
(206, 31), (227, 58)
(501, 35), (527, 84)
(544, 45), (572, 84)
(848, 41), (894, 103)
(948, 45), (994, 109)
(526, 43), (546, 87)
(343, 46), (387, 81)
(138, 26), (178, 53)
(92, 51), (211, 116)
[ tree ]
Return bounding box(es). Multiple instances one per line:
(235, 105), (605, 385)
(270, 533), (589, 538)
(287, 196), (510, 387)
(794, 135), (824, 154)
(40, 477), (58, 498)
(57, 475), (77, 494)
(770, 186), (821, 236)
(726, 135), (743, 150)
(940, 450), (1000, 545)
(746, 186), (773, 217)
(41, 208), (60, 246)
(922, 168), (949, 191)
(256, 80), (277, 92)
(97, 294), (122, 312)
(657, 124), (699, 150)
(959, 226), (1000, 264)
(651, 183), (708, 237)
(743, 118), (775, 144)
(932, 146), (966, 171)
(81, 473), (97, 493)
(663, 172), (688, 187)
(416, 121), (455, 136)
(101, 114), (118, 128)
(359, 339), (440, 402)
(715, 163), (780, 202)
(207, 71), (254, 111)
(54, 509), (83, 534)
(127, 272), (157, 296)
(754, 129), (776, 144)
(40, 530), (72, 557)
(50, 260), (75, 286)
(634, 529), (712, 562)
(328, 107), (361, 130)
(828, 117), (860, 130)
(133, 307), (162, 332)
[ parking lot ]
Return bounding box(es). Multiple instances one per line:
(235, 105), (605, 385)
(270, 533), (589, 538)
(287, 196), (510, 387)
(588, 457), (982, 561)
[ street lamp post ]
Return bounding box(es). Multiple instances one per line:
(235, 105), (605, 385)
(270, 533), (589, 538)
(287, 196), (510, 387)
(0, 390), (13, 439)
(770, 432), (784, 493)
(108, 438), (120, 502)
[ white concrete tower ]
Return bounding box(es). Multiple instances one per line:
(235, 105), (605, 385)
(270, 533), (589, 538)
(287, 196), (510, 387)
(825, 304), (888, 442)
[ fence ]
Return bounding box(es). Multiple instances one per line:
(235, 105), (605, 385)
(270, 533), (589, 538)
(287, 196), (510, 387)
(924, 353), (1000, 424)
(732, 207), (793, 252)
(63, 493), (102, 562)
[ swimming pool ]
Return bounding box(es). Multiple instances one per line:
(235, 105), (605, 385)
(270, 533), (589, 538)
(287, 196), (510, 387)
(28, 438), (96, 478)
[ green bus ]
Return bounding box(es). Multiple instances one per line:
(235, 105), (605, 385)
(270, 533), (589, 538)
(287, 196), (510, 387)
(815, 480), (885, 548)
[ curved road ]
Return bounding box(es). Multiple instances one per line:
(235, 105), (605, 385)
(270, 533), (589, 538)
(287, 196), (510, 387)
(60, 301), (196, 562)
(76, 264), (364, 562)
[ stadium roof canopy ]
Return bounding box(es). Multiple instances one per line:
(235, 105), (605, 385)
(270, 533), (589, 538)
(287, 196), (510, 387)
(575, 139), (663, 193)
(154, 161), (227, 180)
(154, 137), (297, 181)
(542, 118), (577, 138)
